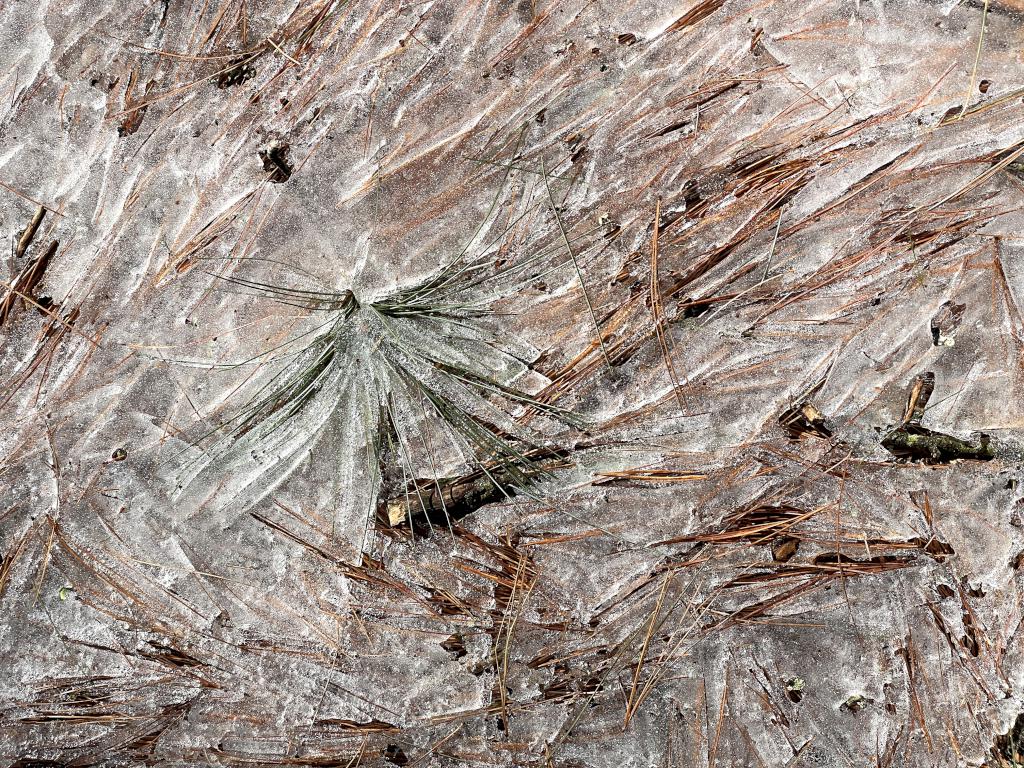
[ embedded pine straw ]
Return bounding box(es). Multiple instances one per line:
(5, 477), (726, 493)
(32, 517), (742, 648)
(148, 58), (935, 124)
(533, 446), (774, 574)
(2, 0), (1024, 766)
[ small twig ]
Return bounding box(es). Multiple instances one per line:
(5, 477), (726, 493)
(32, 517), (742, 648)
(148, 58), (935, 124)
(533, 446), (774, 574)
(15, 206), (46, 259)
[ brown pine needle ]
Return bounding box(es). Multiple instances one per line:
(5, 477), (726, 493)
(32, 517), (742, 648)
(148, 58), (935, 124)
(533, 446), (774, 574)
(624, 572), (671, 727)
(494, 551), (534, 730)
(650, 197), (689, 414)
(955, 0), (989, 122)
(708, 668), (730, 768)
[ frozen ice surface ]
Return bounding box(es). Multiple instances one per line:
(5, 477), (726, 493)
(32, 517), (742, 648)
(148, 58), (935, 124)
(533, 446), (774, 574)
(2, 0), (1024, 765)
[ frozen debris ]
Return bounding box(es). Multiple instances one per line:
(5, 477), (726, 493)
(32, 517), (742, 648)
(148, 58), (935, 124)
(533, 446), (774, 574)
(931, 300), (965, 346)
(840, 694), (869, 714)
(779, 401), (833, 440)
(258, 143), (293, 183)
(785, 676), (805, 703)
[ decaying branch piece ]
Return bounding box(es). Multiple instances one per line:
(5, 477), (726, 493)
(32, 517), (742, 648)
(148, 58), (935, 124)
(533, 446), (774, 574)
(882, 372), (995, 463)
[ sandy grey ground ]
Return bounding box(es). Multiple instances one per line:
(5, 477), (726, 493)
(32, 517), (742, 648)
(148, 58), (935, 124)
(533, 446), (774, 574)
(3, 1), (1024, 766)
